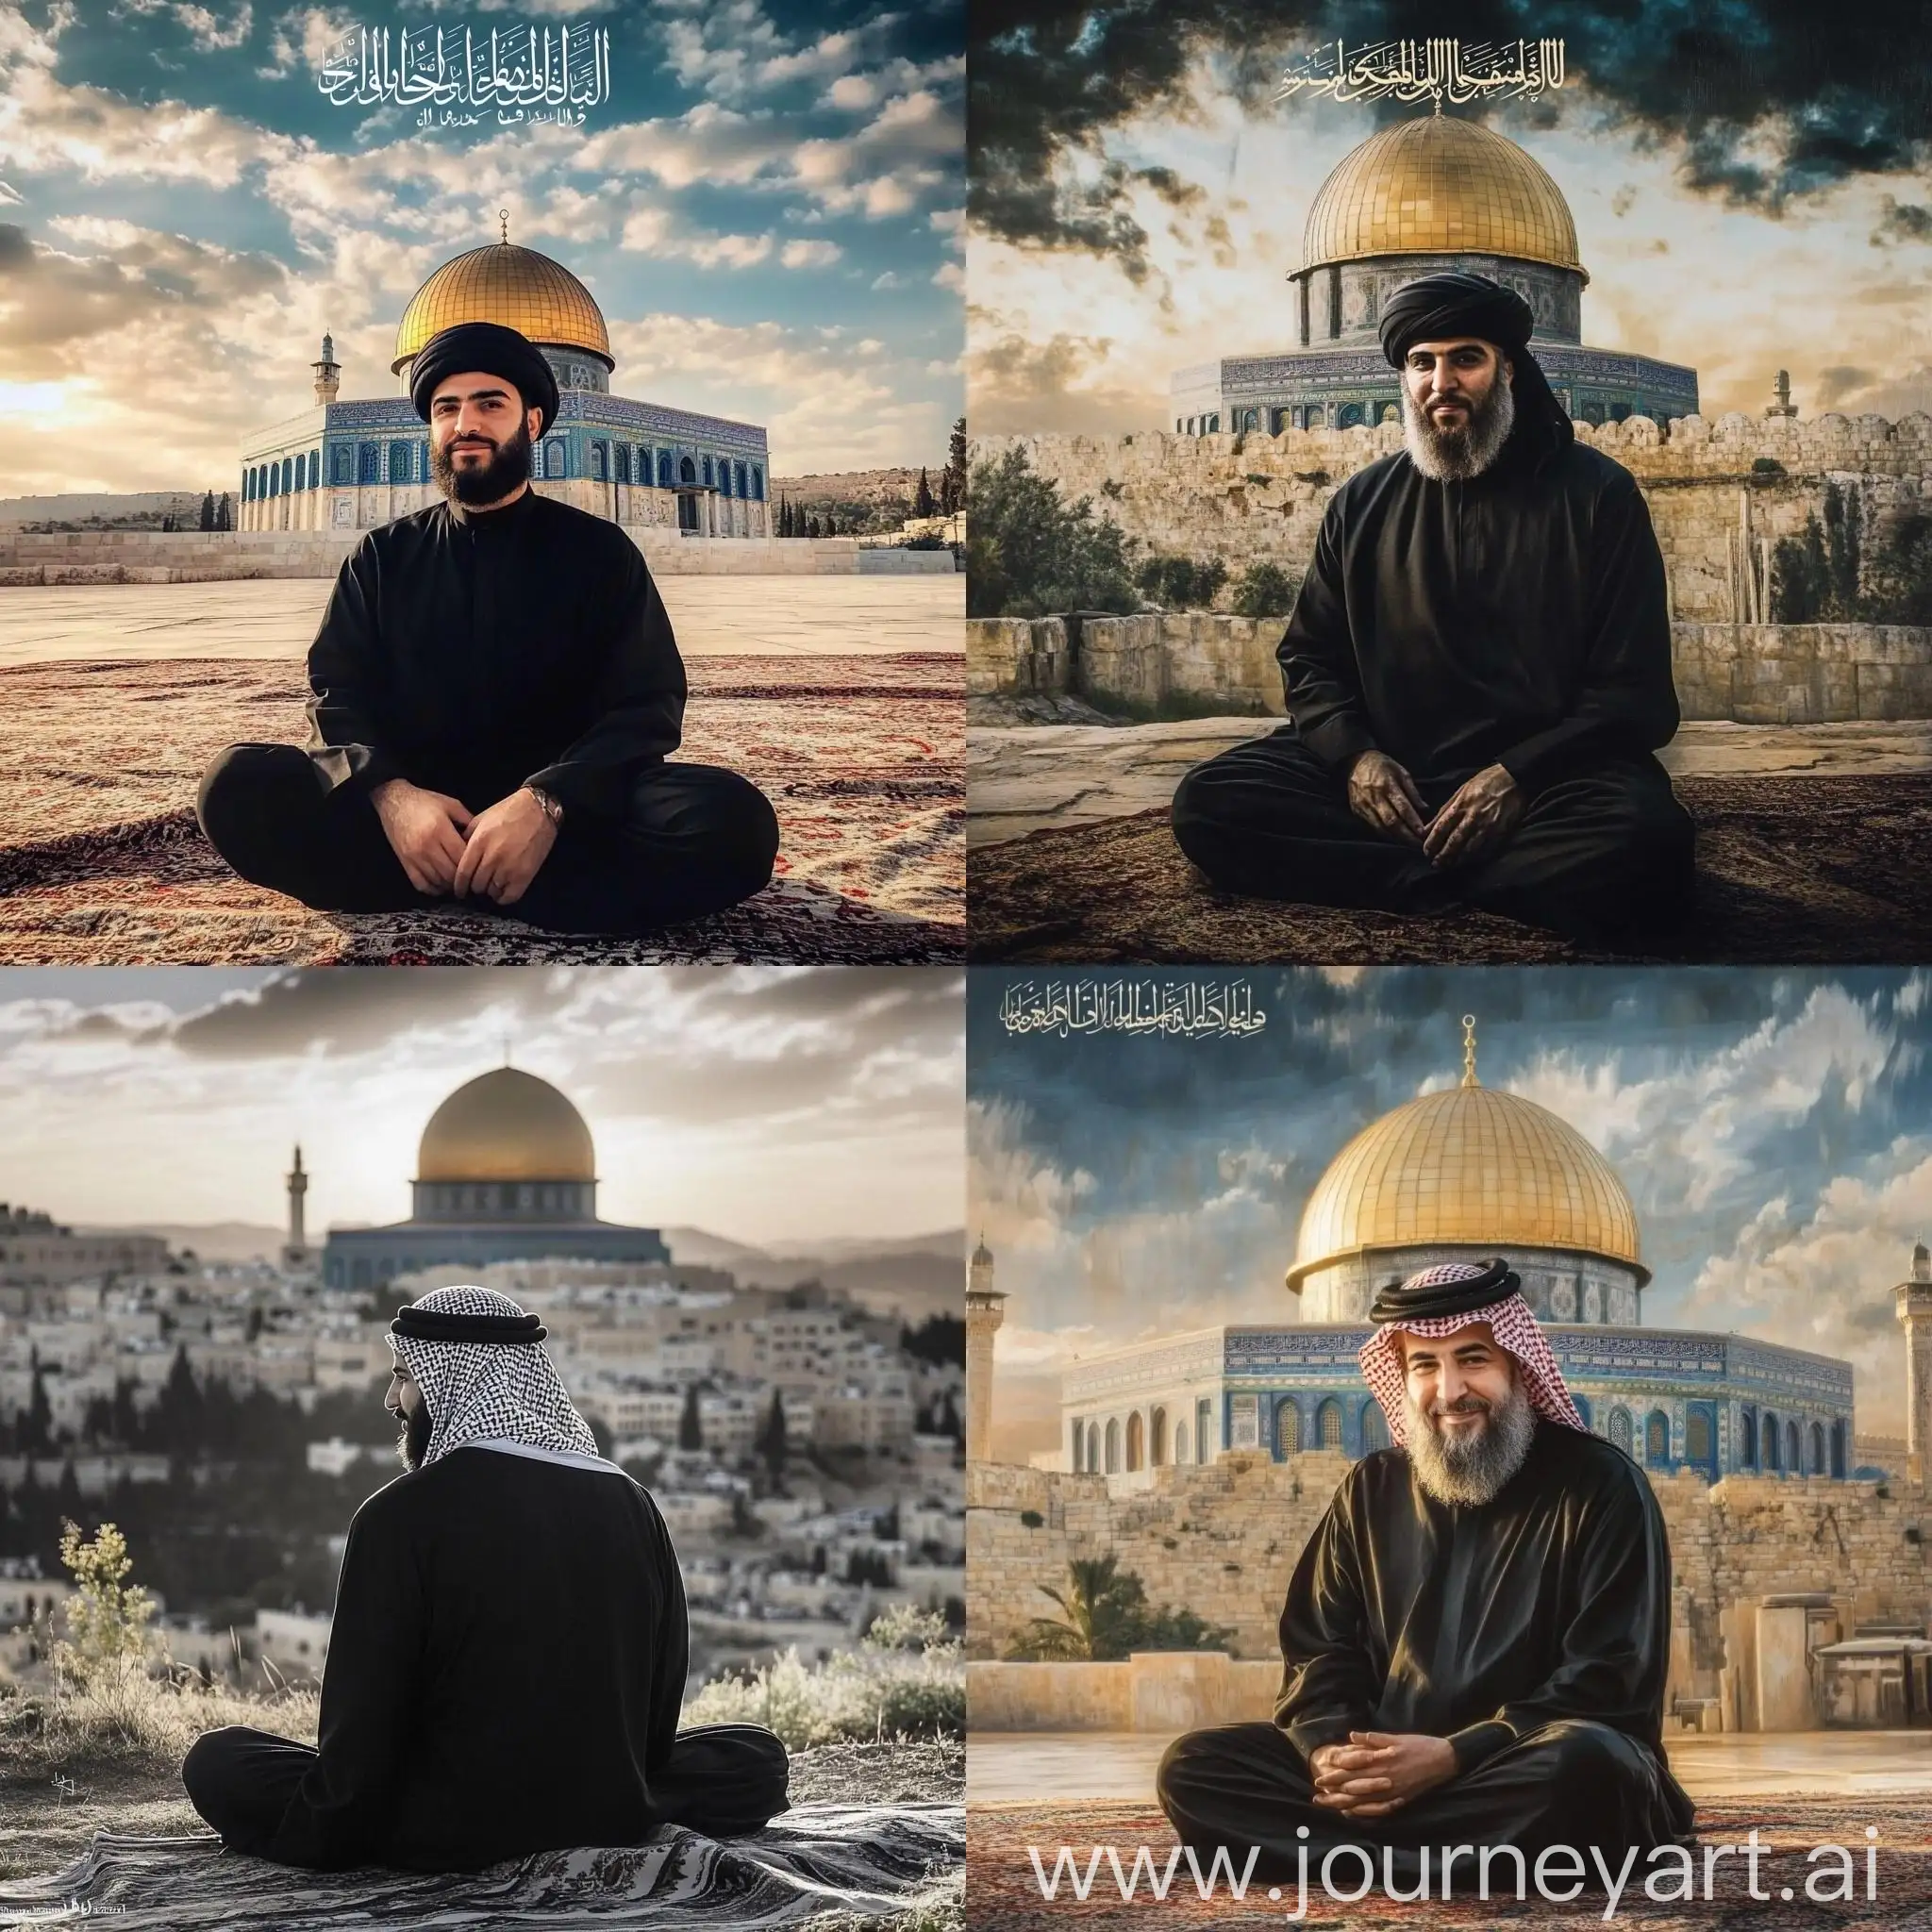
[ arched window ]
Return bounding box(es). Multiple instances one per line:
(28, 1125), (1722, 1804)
(543, 440), (564, 479)
(1150, 1407), (1168, 1466)
(1104, 1418), (1121, 1474)
(1271, 408), (1291, 433)
(613, 443), (630, 484)
(591, 440), (608, 481)
(1317, 1398), (1342, 1450)
(679, 456), (697, 485)
(385, 441), (408, 484)
(1610, 1407), (1634, 1457)
(658, 452), (675, 489)
(281, 457), (293, 494)
(1359, 1402), (1389, 1454)
(1810, 1422), (1825, 1476)
(1275, 1400), (1301, 1457)
(1306, 404), (1325, 427)
(1195, 1397), (1213, 1462)
(1688, 1408), (1713, 1465)
(1338, 403), (1364, 429)
(751, 465), (764, 500)
(1125, 1411), (1144, 1472)
(1830, 1420), (1846, 1479)
(358, 441), (380, 484)
(1786, 1419), (1801, 1473)
(1241, 408), (1258, 431)
(1174, 1422), (1190, 1465)
(309, 448), (321, 489)
(1763, 1411), (1780, 1470)
(1645, 1410), (1670, 1464)
(1378, 401), (1399, 424)
(291, 453), (305, 491)
(1740, 1408), (1757, 1468)
(242, 470), (255, 503)
(702, 455), (715, 488)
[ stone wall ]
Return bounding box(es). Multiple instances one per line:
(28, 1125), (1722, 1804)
(967, 1452), (1932, 1722)
(0, 528), (946, 584)
(964, 611), (1932, 724)
(975, 411), (1932, 626)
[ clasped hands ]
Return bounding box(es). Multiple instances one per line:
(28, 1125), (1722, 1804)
(1307, 1731), (1457, 1820)
(1346, 749), (1524, 868)
(371, 778), (558, 907)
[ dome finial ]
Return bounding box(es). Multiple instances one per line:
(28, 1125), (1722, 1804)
(499, 208), (509, 245)
(1460, 1013), (1478, 1088)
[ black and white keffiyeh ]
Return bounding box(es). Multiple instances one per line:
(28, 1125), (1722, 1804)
(390, 1285), (599, 1467)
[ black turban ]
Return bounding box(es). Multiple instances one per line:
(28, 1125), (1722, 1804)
(1367, 1257), (1520, 1324)
(408, 321), (559, 439)
(1376, 270), (1572, 456)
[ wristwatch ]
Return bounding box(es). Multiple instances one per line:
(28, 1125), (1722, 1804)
(524, 784), (565, 826)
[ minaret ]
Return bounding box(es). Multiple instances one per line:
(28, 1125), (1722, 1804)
(312, 334), (341, 406)
(283, 1145), (310, 1271)
(1896, 1241), (1932, 1484)
(965, 1235), (1006, 1467)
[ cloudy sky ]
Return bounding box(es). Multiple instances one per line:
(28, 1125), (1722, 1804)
(968, 1), (1932, 434)
(971, 967), (1932, 1440)
(0, 0), (962, 492)
(0, 966), (964, 1247)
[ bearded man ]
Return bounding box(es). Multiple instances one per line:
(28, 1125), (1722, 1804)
(1170, 272), (1694, 942)
(196, 321), (778, 935)
(1157, 1259), (1694, 1889)
(180, 1285), (788, 1872)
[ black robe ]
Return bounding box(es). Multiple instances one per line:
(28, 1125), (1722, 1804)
(1281, 427), (1679, 796)
(267, 1445), (691, 1871)
(1275, 1420), (1685, 1773)
(305, 489), (686, 823)
(1157, 1422), (1696, 1881)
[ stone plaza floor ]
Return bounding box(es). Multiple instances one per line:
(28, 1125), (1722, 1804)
(969, 716), (1932, 847)
(0, 574), (963, 665)
(965, 1729), (1932, 1806)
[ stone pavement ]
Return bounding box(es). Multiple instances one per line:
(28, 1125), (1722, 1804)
(0, 575), (963, 667)
(968, 719), (1932, 847)
(966, 1729), (1932, 1806)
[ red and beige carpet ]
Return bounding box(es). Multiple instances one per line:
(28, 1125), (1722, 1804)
(0, 655), (962, 964)
(967, 777), (1932, 964)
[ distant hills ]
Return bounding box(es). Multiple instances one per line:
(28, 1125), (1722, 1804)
(79, 1222), (963, 1321)
(0, 491), (217, 527)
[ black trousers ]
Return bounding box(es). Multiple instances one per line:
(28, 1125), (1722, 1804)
(196, 742), (778, 936)
(1170, 730), (1695, 941)
(1157, 1720), (1694, 1890)
(181, 1722), (791, 1869)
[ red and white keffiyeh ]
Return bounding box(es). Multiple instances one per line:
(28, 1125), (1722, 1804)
(1357, 1261), (1589, 1447)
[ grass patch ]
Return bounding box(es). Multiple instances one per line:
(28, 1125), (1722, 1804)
(1077, 687), (1276, 724)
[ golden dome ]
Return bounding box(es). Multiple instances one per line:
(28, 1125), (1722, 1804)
(416, 1069), (595, 1184)
(1287, 1067), (1641, 1289)
(1301, 115), (1584, 279)
(391, 240), (612, 374)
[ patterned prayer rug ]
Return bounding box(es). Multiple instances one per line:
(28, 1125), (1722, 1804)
(0, 1802), (963, 1929)
(968, 1796), (1930, 1931)
(967, 776), (1932, 964)
(0, 655), (962, 965)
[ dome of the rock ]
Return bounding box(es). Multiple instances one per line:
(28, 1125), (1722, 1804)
(416, 1068), (596, 1184)
(1287, 1073), (1642, 1291)
(1301, 113), (1585, 279)
(391, 240), (613, 374)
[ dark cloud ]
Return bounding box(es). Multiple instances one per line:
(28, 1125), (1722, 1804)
(1817, 364), (1876, 407)
(1872, 193), (1932, 243)
(970, 1), (1932, 276)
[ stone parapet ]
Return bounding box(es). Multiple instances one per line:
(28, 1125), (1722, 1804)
(968, 1653), (1280, 1732)
(968, 612), (1932, 724)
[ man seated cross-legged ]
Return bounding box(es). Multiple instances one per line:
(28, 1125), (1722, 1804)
(196, 321), (778, 938)
(1170, 272), (1695, 944)
(181, 1285), (789, 1872)
(1157, 1258), (1695, 1890)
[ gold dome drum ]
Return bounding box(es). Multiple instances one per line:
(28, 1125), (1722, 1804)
(391, 242), (613, 373)
(1287, 1080), (1641, 1290)
(1301, 115), (1584, 278)
(416, 1068), (596, 1184)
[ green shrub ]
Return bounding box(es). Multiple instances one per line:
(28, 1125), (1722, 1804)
(1135, 554), (1227, 609)
(1230, 560), (1300, 618)
(1003, 1555), (1235, 1661)
(965, 447), (1138, 618)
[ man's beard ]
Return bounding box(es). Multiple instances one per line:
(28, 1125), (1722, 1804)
(1403, 1377), (1535, 1507)
(398, 1398), (433, 1471)
(1403, 375), (1516, 482)
(431, 421), (533, 506)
